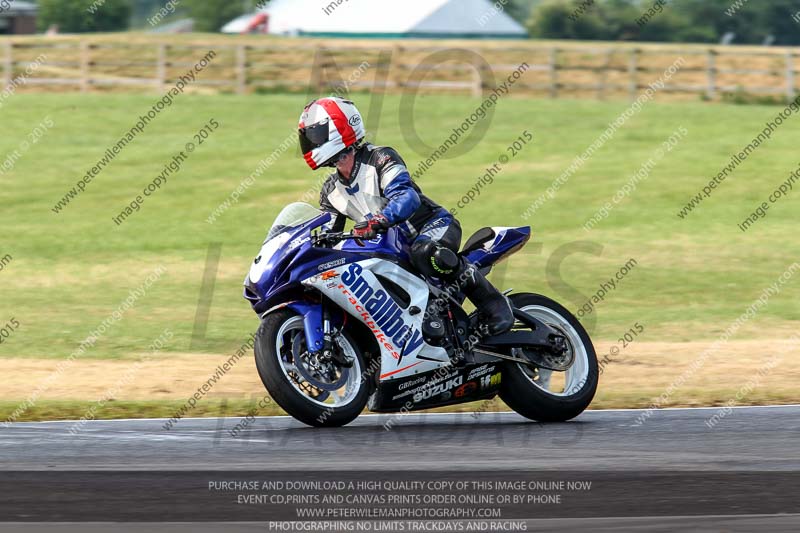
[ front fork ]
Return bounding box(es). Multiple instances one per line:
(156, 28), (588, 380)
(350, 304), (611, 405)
(285, 300), (325, 353)
(285, 300), (351, 366)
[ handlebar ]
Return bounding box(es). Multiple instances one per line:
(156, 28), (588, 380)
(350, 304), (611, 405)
(312, 227), (393, 247)
(312, 231), (360, 247)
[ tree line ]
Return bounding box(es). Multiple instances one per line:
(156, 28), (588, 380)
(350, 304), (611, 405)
(519, 0), (800, 45)
(36, 0), (253, 33)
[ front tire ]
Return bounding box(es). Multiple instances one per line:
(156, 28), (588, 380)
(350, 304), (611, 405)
(254, 309), (369, 427)
(499, 293), (598, 422)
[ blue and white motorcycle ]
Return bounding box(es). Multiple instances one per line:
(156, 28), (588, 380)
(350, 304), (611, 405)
(244, 202), (597, 427)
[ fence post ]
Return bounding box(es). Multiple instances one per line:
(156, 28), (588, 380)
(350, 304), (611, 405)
(156, 43), (167, 91)
(393, 45), (404, 91)
(627, 48), (638, 101)
(236, 44), (247, 95)
(79, 41), (90, 93)
(2, 41), (11, 88)
(598, 48), (613, 100)
(706, 49), (716, 100)
(314, 45), (328, 93)
(471, 63), (483, 98)
(786, 50), (795, 101)
(549, 48), (558, 98)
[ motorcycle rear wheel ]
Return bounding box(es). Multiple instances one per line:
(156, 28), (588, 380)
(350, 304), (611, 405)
(499, 293), (598, 422)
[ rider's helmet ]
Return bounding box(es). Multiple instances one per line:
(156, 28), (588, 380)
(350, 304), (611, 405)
(298, 97), (365, 170)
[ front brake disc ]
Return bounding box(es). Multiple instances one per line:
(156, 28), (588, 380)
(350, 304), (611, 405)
(291, 331), (349, 391)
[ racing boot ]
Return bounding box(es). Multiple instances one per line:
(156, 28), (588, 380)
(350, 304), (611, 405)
(459, 261), (515, 337)
(413, 241), (514, 337)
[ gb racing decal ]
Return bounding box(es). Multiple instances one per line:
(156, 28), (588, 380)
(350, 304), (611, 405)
(340, 263), (424, 362)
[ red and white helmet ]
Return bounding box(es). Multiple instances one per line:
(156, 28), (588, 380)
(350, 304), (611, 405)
(298, 97), (365, 169)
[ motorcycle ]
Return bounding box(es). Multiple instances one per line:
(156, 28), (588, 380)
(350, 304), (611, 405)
(244, 202), (598, 427)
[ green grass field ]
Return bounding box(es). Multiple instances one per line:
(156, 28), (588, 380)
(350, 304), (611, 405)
(1, 91), (798, 419)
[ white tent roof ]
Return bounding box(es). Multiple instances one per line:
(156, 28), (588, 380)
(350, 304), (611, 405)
(1, 0), (37, 16)
(222, 0), (526, 37)
(222, 13), (261, 34)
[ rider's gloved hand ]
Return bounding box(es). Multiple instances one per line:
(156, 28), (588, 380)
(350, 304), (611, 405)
(353, 214), (390, 240)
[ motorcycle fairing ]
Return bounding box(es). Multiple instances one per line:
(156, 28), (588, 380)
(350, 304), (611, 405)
(246, 211), (360, 314)
(303, 257), (451, 382)
(337, 226), (412, 265)
(368, 362), (502, 412)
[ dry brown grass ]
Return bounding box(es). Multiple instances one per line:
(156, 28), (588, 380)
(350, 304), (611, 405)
(3, 339), (798, 409)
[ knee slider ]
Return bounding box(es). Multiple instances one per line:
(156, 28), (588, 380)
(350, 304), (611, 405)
(432, 246), (459, 275)
(411, 240), (459, 278)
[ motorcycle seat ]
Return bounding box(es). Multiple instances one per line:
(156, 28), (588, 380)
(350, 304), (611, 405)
(460, 227), (495, 255)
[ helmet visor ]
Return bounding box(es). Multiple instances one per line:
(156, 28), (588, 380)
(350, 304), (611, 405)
(298, 120), (330, 154)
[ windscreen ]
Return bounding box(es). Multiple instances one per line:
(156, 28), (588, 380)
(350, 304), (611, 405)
(265, 202), (323, 243)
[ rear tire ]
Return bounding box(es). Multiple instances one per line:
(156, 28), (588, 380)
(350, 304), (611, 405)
(499, 293), (598, 422)
(254, 309), (369, 427)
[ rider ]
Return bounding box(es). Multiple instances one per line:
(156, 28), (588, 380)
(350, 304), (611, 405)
(298, 96), (514, 336)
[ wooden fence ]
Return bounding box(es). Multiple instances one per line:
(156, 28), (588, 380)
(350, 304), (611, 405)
(2, 39), (798, 102)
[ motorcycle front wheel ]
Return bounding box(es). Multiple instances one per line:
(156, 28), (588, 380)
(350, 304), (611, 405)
(254, 309), (369, 427)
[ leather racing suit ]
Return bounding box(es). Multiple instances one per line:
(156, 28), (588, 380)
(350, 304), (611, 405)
(319, 143), (514, 336)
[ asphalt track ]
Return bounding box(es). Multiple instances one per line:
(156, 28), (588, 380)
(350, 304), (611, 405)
(3, 405), (799, 471)
(2, 405), (799, 531)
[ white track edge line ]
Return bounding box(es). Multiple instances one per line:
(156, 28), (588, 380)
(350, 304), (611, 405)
(7, 403), (800, 425)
